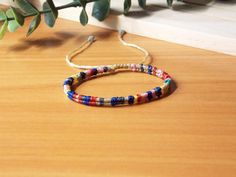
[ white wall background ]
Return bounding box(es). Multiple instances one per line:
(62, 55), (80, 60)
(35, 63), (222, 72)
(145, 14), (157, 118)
(1, 0), (236, 56)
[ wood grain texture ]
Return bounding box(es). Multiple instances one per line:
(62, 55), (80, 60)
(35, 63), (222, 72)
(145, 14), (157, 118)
(0, 17), (236, 177)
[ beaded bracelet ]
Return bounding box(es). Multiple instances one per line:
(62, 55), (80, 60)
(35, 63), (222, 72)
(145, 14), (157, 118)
(63, 64), (171, 106)
(63, 30), (172, 107)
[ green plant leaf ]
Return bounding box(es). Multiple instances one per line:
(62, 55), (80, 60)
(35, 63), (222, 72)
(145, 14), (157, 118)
(7, 18), (20, 32)
(80, 8), (88, 26)
(43, 0), (58, 27)
(14, 0), (38, 14)
(6, 7), (25, 32)
(77, 0), (86, 7)
(124, 0), (131, 14)
(167, 0), (173, 7)
(92, 0), (110, 21)
(74, 0), (88, 25)
(0, 9), (7, 21)
(73, 0), (87, 7)
(27, 14), (41, 37)
(0, 20), (8, 39)
(138, 0), (146, 8)
(7, 7), (24, 26)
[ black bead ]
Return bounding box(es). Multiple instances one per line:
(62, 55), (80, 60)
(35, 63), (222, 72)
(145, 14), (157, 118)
(155, 87), (162, 98)
(141, 64), (144, 72)
(147, 91), (153, 101)
(99, 98), (104, 106)
(103, 67), (109, 72)
(117, 97), (125, 104)
(80, 72), (86, 79)
(148, 65), (153, 74)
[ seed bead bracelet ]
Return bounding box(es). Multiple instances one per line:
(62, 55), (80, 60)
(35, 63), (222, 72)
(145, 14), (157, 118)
(63, 64), (171, 106)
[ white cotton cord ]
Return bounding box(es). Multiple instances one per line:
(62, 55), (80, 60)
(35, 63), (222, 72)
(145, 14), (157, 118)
(65, 30), (151, 70)
(65, 35), (100, 70)
(118, 30), (151, 65)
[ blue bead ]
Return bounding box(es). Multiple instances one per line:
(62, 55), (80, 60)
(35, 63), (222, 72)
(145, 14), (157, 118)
(128, 95), (135, 105)
(154, 87), (162, 98)
(81, 96), (90, 105)
(82, 100), (88, 105)
(64, 80), (69, 86)
(92, 68), (98, 75)
(67, 91), (75, 97)
(148, 65), (153, 74)
(85, 96), (91, 102)
(85, 100), (90, 105)
(67, 91), (75, 101)
(63, 77), (74, 86)
(68, 95), (73, 101)
(111, 97), (118, 106)
(147, 91), (153, 101)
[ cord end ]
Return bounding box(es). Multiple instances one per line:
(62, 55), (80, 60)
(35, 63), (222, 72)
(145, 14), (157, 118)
(119, 29), (126, 36)
(88, 35), (96, 43)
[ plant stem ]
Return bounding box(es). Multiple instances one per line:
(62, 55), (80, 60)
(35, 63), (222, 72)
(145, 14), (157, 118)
(2, 0), (97, 22)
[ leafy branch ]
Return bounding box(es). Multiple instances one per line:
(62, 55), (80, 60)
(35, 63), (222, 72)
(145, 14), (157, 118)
(0, 0), (175, 40)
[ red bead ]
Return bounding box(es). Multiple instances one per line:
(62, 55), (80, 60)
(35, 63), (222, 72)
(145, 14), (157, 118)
(153, 70), (156, 75)
(73, 93), (78, 98)
(162, 72), (171, 80)
(91, 96), (97, 102)
(86, 69), (93, 76)
(90, 101), (97, 106)
(78, 95), (84, 100)
(137, 94), (142, 103)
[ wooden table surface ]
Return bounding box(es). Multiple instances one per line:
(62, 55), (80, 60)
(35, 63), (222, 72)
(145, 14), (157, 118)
(0, 18), (236, 177)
